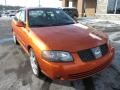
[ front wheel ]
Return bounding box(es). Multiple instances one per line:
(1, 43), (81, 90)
(29, 48), (40, 77)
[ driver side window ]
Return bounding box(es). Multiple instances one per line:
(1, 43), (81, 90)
(19, 11), (26, 22)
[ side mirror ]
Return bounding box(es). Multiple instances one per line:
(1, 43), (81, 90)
(16, 21), (26, 27)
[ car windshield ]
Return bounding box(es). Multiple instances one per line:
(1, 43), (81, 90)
(28, 8), (75, 27)
(63, 8), (78, 18)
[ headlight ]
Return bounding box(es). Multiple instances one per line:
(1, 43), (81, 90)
(41, 51), (73, 62)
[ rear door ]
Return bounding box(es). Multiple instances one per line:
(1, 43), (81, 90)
(12, 10), (28, 48)
(18, 10), (30, 49)
(18, 10), (26, 47)
(12, 11), (22, 43)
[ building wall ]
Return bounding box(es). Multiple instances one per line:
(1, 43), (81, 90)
(96, 0), (120, 20)
(62, 0), (69, 7)
(77, 0), (96, 17)
(85, 0), (96, 16)
(61, 0), (120, 20)
(77, 0), (84, 17)
(96, 0), (108, 14)
(62, 0), (96, 17)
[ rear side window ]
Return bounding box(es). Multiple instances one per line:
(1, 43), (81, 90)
(14, 10), (26, 22)
(19, 11), (26, 22)
(14, 11), (21, 21)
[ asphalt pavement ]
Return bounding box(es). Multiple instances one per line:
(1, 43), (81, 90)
(0, 17), (120, 90)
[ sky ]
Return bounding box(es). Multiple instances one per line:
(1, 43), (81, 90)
(0, 0), (62, 7)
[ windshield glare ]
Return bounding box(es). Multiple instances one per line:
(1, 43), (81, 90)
(28, 9), (75, 27)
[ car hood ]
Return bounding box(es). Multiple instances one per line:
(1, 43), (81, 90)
(30, 24), (107, 52)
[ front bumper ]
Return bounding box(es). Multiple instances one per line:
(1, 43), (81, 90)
(39, 47), (114, 80)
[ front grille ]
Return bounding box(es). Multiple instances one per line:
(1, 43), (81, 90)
(100, 44), (108, 56)
(78, 44), (108, 62)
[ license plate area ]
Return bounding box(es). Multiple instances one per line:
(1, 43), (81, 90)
(91, 47), (102, 59)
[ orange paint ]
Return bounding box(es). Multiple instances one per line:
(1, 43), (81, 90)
(11, 8), (114, 80)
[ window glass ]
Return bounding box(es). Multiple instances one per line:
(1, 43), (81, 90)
(116, 0), (120, 14)
(28, 9), (75, 27)
(107, 0), (120, 14)
(63, 9), (78, 18)
(19, 10), (25, 22)
(107, 0), (116, 14)
(14, 11), (21, 21)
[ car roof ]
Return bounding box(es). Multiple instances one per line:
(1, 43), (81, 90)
(19, 7), (60, 11)
(60, 7), (77, 9)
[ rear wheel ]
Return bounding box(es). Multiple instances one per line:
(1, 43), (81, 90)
(29, 48), (40, 77)
(12, 31), (19, 45)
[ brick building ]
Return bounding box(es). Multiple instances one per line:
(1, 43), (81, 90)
(61, 0), (120, 20)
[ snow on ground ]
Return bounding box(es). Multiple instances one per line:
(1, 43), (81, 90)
(79, 18), (120, 90)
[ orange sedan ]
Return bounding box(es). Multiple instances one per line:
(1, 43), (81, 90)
(11, 8), (114, 80)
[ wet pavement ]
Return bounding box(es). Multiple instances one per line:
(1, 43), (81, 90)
(0, 17), (120, 90)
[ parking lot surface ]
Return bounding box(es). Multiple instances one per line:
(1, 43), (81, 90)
(0, 17), (120, 90)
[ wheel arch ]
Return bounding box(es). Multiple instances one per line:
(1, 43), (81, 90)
(27, 45), (32, 52)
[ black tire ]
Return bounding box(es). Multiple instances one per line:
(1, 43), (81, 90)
(29, 48), (40, 77)
(12, 31), (19, 45)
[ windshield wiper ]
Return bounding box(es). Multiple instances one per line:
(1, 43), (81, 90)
(57, 22), (74, 25)
(30, 22), (74, 27)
